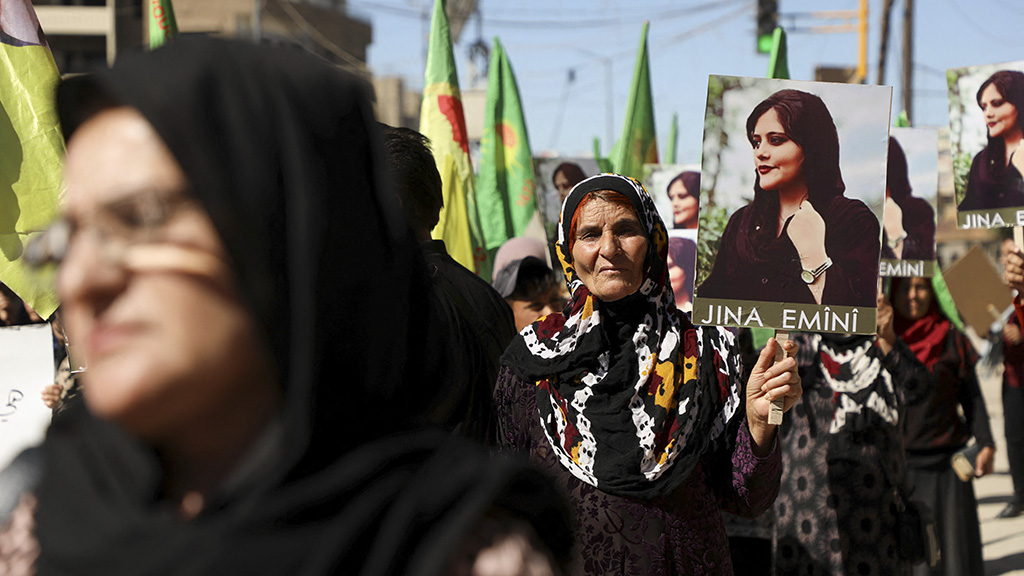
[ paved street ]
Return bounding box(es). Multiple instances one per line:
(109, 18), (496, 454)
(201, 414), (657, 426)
(975, 363), (1024, 576)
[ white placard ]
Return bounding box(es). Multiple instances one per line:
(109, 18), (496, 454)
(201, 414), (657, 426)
(0, 324), (56, 472)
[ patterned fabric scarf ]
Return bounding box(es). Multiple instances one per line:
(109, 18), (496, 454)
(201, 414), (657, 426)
(795, 333), (899, 434)
(502, 174), (743, 499)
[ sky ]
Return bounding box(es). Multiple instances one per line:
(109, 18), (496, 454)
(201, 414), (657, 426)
(349, 0), (1024, 164)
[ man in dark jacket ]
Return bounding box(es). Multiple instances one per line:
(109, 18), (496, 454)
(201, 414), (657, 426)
(381, 125), (515, 442)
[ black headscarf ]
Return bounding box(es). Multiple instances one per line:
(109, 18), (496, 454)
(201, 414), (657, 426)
(36, 38), (569, 575)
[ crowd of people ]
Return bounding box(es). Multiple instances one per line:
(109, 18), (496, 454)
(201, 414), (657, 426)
(0, 36), (1019, 576)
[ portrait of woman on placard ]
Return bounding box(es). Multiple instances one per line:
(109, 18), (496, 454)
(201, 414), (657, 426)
(883, 135), (936, 261)
(698, 89), (880, 307)
(958, 70), (1024, 212)
(667, 171), (700, 229)
(552, 161), (588, 205)
(667, 235), (696, 313)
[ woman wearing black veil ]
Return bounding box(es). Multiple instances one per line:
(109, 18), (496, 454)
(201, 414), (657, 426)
(698, 89), (880, 307)
(0, 38), (570, 575)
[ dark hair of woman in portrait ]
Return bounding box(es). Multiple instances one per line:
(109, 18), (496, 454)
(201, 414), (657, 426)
(697, 89), (880, 307)
(959, 69), (1024, 211)
(0, 38), (571, 576)
(666, 171), (700, 229)
(666, 236), (696, 312)
(882, 136), (936, 260)
(0, 281), (32, 326)
(494, 173), (802, 575)
(552, 162), (587, 205)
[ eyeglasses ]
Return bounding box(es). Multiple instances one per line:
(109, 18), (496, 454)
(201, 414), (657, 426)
(26, 189), (197, 269)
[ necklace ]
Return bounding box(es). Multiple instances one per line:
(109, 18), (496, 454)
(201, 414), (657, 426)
(779, 194), (809, 225)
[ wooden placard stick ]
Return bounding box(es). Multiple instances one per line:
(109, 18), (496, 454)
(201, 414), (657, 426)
(1016, 225), (1023, 250)
(769, 329), (789, 425)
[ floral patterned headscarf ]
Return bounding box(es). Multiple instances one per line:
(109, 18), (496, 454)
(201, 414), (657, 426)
(502, 174), (743, 499)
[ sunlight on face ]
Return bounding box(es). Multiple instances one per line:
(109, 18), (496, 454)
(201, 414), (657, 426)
(570, 197), (648, 302)
(751, 108), (806, 193)
(980, 83), (1021, 141)
(59, 107), (278, 442)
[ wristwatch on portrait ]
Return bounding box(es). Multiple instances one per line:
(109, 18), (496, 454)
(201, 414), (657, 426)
(887, 231), (907, 249)
(800, 257), (833, 284)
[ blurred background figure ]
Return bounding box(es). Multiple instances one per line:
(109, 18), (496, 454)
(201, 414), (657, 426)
(492, 255), (563, 333)
(492, 236), (548, 282)
(880, 277), (994, 576)
(1000, 309), (1024, 519)
(666, 171), (699, 230)
(1001, 238), (1024, 519)
(382, 124), (516, 442)
(770, 330), (908, 575)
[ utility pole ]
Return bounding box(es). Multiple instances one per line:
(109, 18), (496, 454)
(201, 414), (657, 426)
(794, 0), (869, 84)
(857, 0), (867, 84)
(902, 0), (914, 121)
(576, 49), (614, 149)
(877, 0), (895, 85)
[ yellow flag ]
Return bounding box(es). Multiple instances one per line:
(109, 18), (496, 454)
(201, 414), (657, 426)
(419, 0), (484, 273)
(0, 2), (64, 318)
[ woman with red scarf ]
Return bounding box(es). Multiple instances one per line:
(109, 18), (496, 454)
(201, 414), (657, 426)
(877, 277), (995, 576)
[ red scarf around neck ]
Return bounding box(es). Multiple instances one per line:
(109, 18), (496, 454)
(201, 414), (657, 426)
(895, 310), (950, 369)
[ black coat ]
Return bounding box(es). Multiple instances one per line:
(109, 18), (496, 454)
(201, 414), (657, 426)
(699, 195), (880, 307)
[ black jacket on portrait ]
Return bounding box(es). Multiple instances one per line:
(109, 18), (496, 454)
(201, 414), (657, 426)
(698, 194), (880, 307)
(959, 147), (1024, 211)
(881, 195), (935, 261)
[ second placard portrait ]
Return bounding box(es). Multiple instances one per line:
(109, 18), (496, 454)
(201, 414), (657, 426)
(694, 76), (891, 334)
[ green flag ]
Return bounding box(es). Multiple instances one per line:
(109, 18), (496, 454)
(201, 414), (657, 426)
(766, 27), (789, 80)
(612, 22), (657, 180)
(932, 267), (964, 331)
(148, 0), (179, 50)
(895, 110), (910, 127)
(0, 2), (63, 318)
(477, 38), (536, 255)
(420, 0), (485, 274)
(593, 137), (613, 173)
(665, 112), (678, 164)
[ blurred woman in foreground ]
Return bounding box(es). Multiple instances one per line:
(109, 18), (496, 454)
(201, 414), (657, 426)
(0, 38), (569, 575)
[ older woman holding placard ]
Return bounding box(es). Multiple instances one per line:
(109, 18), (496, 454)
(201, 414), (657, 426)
(494, 173), (802, 575)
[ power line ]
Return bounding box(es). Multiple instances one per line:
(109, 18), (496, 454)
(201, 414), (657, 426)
(941, 0), (1017, 45)
(349, 0), (746, 29)
(275, 1), (368, 72)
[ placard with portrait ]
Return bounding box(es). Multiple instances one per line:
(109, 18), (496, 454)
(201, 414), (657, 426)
(879, 127), (939, 278)
(533, 157), (601, 245)
(693, 76), (891, 334)
(948, 60), (1024, 229)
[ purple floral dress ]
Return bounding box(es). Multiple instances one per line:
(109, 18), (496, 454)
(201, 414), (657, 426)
(772, 334), (910, 576)
(494, 365), (781, 575)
